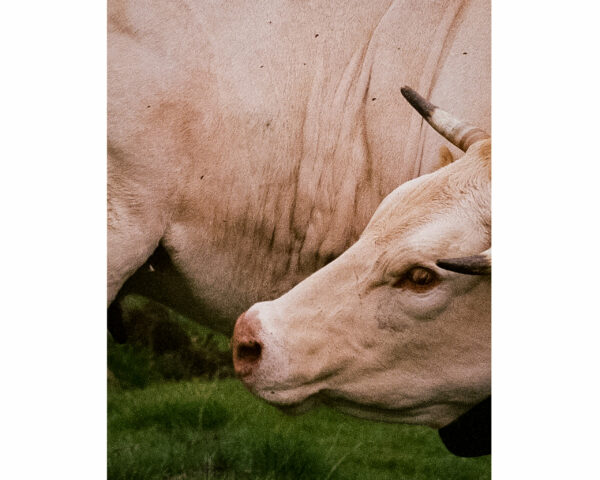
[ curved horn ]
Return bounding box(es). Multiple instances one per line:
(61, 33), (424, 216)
(400, 86), (490, 152)
(436, 248), (491, 275)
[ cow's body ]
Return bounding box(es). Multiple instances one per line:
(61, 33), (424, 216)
(108, 0), (490, 333)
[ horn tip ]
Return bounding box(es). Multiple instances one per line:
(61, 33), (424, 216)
(400, 85), (413, 97)
(400, 86), (435, 120)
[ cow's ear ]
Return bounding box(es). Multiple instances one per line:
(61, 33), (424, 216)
(436, 248), (491, 275)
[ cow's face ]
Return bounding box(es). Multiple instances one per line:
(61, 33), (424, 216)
(233, 138), (491, 428)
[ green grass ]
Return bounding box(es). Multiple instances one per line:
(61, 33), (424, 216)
(108, 379), (491, 480)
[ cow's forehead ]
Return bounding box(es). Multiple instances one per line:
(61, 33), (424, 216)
(360, 212), (486, 280)
(364, 140), (491, 245)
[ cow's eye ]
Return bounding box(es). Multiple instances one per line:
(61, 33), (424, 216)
(392, 267), (440, 292)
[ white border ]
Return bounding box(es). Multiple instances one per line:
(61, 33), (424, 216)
(2, 2), (106, 478)
(493, 1), (600, 477)
(3, 1), (600, 478)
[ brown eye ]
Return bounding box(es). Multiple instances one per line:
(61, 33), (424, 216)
(392, 267), (440, 292)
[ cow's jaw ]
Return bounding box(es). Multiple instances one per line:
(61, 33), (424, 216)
(319, 395), (472, 428)
(248, 381), (475, 429)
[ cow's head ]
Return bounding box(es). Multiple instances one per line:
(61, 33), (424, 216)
(232, 87), (491, 429)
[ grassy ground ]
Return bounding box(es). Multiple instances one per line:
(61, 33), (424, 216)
(108, 379), (490, 480)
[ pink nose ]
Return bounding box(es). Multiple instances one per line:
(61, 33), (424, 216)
(232, 310), (263, 378)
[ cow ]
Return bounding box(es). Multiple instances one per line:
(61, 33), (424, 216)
(108, 0), (490, 337)
(232, 87), (491, 455)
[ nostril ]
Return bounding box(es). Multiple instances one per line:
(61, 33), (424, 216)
(236, 340), (262, 363)
(232, 310), (263, 378)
